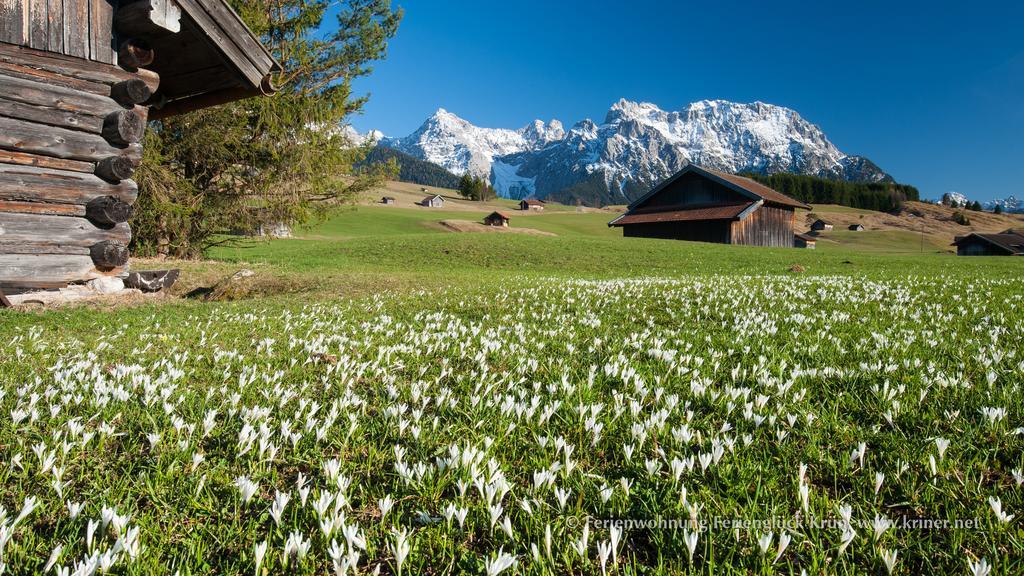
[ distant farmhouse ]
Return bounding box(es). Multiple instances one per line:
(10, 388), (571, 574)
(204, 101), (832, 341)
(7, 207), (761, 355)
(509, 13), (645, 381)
(483, 211), (510, 227)
(608, 165), (810, 247)
(382, 196), (396, 205)
(421, 194), (445, 208)
(810, 219), (834, 232)
(952, 229), (1024, 256)
(794, 233), (817, 249)
(848, 224), (865, 231)
(520, 199), (546, 211)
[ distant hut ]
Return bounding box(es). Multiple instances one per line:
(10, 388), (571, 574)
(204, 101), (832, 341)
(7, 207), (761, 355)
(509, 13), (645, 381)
(608, 164), (810, 247)
(810, 219), (833, 232)
(520, 199), (546, 211)
(952, 229), (1024, 256)
(421, 194), (445, 208)
(794, 233), (817, 249)
(382, 196), (396, 205)
(848, 224), (865, 231)
(483, 211), (510, 227)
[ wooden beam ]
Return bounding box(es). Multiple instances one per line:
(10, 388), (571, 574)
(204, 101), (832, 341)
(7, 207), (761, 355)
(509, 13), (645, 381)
(0, 71), (122, 117)
(0, 254), (117, 285)
(118, 39), (155, 70)
(0, 115), (142, 163)
(0, 97), (105, 134)
(0, 43), (160, 92)
(90, 240), (130, 268)
(0, 149), (96, 173)
(110, 79), (153, 107)
(0, 164), (138, 205)
(0, 212), (131, 253)
(85, 195), (134, 226)
(102, 109), (145, 145)
(149, 85), (260, 119)
(0, 199), (85, 217)
(95, 155), (135, 182)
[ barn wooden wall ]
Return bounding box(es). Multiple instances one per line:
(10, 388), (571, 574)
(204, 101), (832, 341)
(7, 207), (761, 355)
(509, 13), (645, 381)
(730, 205), (795, 247)
(0, 0), (117, 64)
(623, 220), (732, 243)
(0, 43), (158, 290)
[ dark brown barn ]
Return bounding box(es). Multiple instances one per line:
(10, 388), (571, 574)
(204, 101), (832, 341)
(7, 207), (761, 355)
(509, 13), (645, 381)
(520, 199), (545, 211)
(952, 229), (1024, 256)
(483, 211), (510, 227)
(608, 165), (810, 247)
(0, 0), (278, 294)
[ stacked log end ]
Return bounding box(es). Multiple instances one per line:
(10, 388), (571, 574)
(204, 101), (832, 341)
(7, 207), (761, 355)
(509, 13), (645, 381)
(0, 43), (158, 291)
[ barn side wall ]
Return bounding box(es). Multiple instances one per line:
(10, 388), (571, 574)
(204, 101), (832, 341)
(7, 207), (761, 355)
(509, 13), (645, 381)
(730, 205), (795, 247)
(0, 0), (118, 64)
(622, 220), (731, 243)
(0, 43), (157, 290)
(957, 240), (1008, 256)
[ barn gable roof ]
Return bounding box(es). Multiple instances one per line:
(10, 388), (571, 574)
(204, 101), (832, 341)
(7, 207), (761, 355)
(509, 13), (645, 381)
(626, 164), (811, 212)
(951, 229), (1024, 254)
(144, 0), (281, 118)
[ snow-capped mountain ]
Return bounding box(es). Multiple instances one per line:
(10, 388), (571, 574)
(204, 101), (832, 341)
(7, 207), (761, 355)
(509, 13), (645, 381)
(377, 99), (892, 205)
(380, 109), (563, 179)
(984, 196), (1024, 214)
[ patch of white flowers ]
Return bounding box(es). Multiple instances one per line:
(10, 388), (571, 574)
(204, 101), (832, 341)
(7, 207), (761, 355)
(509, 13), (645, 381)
(0, 275), (1021, 573)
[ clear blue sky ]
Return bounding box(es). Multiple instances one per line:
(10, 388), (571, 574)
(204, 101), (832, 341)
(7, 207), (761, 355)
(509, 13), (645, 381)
(346, 0), (1024, 201)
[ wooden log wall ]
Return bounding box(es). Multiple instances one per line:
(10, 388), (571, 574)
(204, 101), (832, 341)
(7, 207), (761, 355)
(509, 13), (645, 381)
(0, 42), (158, 290)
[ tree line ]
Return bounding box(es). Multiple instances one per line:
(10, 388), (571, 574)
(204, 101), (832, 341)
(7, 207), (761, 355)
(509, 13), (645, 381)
(742, 173), (920, 212)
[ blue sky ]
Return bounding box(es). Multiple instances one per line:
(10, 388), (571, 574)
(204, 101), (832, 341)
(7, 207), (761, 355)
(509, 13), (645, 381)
(346, 0), (1023, 201)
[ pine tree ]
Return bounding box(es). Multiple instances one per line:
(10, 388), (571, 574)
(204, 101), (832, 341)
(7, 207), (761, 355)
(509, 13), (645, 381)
(133, 1), (403, 257)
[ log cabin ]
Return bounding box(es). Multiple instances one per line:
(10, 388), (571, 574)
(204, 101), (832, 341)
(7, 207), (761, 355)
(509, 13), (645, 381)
(0, 0), (279, 293)
(608, 164), (811, 247)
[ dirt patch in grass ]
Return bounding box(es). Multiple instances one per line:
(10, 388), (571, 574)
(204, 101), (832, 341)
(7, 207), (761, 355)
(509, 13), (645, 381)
(438, 220), (557, 236)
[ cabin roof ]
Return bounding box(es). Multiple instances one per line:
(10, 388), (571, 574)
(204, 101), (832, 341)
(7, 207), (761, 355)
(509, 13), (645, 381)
(423, 194), (443, 202)
(487, 211), (511, 219)
(521, 199), (545, 205)
(795, 232), (817, 242)
(148, 0), (281, 117)
(609, 202), (755, 226)
(625, 164), (811, 212)
(951, 229), (1024, 254)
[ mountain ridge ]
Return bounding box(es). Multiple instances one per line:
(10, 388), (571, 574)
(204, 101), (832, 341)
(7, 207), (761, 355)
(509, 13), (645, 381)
(374, 99), (895, 206)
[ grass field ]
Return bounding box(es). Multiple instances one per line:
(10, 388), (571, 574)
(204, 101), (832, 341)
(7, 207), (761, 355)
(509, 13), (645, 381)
(2, 195), (1023, 575)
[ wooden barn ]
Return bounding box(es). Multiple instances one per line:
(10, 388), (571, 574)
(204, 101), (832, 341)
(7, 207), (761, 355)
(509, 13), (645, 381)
(519, 199), (544, 211)
(608, 164), (810, 247)
(483, 211), (509, 227)
(421, 194), (444, 208)
(794, 233), (816, 249)
(381, 196), (395, 205)
(810, 219), (833, 232)
(0, 0), (279, 294)
(952, 229), (1024, 256)
(848, 224), (865, 231)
